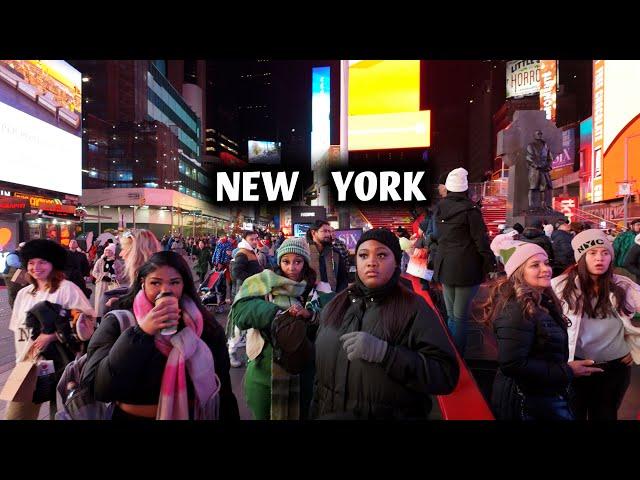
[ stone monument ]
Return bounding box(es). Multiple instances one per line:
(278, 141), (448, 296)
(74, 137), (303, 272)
(496, 110), (565, 228)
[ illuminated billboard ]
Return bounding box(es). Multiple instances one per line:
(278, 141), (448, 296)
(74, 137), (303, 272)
(0, 60), (82, 195)
(539, 60), (557, 121)
(248, 140), (281, 165)
(349, 110), (431, 151)
(347, 60), (430, 151)
(592, 60), (640, 201)
(506, 60), (540, 98)
(311, 66), (330, 169)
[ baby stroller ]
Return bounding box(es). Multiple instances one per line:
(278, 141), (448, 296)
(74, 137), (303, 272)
(200, 267), (227, 314)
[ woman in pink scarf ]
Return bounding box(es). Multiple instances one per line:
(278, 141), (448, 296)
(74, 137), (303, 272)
(82, 251), (239, 420)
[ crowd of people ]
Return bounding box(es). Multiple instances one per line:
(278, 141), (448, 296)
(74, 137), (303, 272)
(1, 167), (639, 421)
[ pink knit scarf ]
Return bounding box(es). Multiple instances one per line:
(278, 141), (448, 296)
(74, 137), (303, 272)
(133, 290), (220, 420)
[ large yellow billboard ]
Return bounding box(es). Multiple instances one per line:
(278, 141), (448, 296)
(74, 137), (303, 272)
(347, 60), (430, 151)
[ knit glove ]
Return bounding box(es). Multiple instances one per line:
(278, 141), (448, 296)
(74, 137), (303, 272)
(339, 331), (388, 363)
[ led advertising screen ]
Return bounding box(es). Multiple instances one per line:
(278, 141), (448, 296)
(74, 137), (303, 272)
(539, 60), (557, 121)
(248, 140), (281, 165)
(593, 60), (640, 201)
(311, 66), (330, 170)
(0, 60), (82, 195)
(294, 223), (311, 238)
(550, 126), (577, 180)
(334, 228), (362, 254)
(347, 60), (430, 151)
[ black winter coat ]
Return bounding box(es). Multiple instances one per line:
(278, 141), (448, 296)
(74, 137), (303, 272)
(432, 192), (495, 286)
(82, 308), (240, 420)
(623, 243), (640, 279)
(231, 250), (264, 283)
(551, 230), (574, 272)
(311, 286), (459, 420)
(65, 250), (91, 298)
(522, 228), (554, 262)
(491, 295), (573, 420)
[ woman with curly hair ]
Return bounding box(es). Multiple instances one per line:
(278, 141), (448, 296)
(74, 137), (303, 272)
(551, 229), (640, 420)
(484, 237), (600, 420)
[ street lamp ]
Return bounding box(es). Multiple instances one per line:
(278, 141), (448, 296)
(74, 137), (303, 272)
(623, 132), (640, 227)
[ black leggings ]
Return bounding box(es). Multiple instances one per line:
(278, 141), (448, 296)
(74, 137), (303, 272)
(571, 356), (631, 420)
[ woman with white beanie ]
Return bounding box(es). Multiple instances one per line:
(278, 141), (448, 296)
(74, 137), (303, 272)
(431, 167), (496, 357)
(551, 229), (640, 419)
(483, 236), (600, 420)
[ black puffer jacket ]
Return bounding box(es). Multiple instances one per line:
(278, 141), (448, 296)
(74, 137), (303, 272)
(432, 192), (495, 286)
(491, 295), (573, 420)
(311, 285), (459, 420)
(623, 243), (640, 279)
(231, 249), (263, 283)
(522, 228), (554, 262)
(82, 308), (240, 420)
(551, 229), (573, 273)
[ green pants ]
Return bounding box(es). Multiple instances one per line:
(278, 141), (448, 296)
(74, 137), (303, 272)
(244, 354), (272, 420)
(243, 345), (315, 420)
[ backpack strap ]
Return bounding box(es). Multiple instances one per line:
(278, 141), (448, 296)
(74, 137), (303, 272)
(109, 309), (137, 333)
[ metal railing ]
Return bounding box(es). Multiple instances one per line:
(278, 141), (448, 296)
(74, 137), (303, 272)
(571, 206), (620, 229)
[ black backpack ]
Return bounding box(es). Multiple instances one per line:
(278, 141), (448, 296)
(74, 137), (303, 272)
(55, 310), (137, 420)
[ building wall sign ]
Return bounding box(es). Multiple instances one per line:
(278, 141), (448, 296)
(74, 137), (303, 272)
(13, 192), (77, 215)
(0, 196), (28, 213)
(506, 60), (540, 98)
(539, 60), (557, 121)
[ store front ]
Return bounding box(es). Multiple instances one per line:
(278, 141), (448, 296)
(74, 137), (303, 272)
(0, 188), (81, 245)
(0, 196), (29, 252)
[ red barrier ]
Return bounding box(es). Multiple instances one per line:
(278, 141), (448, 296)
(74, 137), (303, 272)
(402, 273), (495, 420)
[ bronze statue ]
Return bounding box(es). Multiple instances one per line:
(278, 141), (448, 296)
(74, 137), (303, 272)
(525, 130), (553, 210)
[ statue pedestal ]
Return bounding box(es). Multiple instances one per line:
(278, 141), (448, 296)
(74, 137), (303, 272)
(511, 209), (566, 230)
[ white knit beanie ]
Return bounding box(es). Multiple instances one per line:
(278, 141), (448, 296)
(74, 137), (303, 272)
(571, 229), (614, 263)
(445, 167), (469, 193)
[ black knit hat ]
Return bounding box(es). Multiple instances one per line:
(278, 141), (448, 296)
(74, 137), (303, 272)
(356, 228), (403, 264)
(20, 239), (68, 271)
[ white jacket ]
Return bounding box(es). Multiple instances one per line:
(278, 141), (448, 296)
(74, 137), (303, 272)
(551, 273), (640, 363)
(9, 279), (96, 361)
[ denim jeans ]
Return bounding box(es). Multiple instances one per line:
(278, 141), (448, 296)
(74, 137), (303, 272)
(441, 284), (480, 357)
(521, 395), (574, 421)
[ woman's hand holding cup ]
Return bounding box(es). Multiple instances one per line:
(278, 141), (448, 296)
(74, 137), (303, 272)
(139, 292), (180, 336)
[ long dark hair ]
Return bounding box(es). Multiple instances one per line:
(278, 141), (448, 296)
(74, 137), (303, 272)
(559, 255), (632, 318)
(479, 264), (568, 327)
(274, 258), (317, 300)
(321, 280), (419, 343)
(117, 251), (218, 334)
